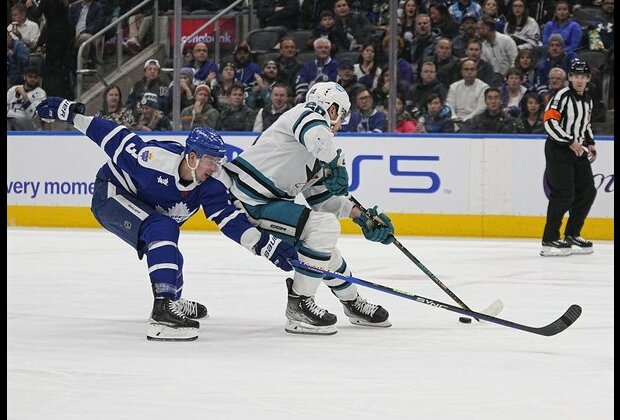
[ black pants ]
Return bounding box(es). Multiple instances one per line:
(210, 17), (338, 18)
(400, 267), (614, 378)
(542, 140), (597, 242)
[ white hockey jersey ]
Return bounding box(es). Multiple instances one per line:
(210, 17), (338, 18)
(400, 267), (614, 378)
(7, 85), (46, 120)
(222, 102), (354, 219)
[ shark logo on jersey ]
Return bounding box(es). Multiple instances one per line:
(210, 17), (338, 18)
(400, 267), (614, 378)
(295, 160), (322, 189)
(157, 176), (169, 186)
(155, 202), (193, 223)
(140, 150), (153, 162)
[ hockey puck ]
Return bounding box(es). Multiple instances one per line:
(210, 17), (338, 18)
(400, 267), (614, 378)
(459, 317), (472, 324)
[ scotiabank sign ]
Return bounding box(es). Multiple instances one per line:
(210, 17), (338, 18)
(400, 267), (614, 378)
(169, 17), (236, 50)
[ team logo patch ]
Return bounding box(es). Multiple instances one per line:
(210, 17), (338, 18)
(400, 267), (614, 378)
(140, 150), (153, 162)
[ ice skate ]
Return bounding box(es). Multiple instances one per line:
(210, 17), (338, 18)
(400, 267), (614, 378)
(174, 298), (208, 319)
(565, 235), (594, 255)
(540, 239), (572, 256)
(285, 278), (337, 335)
(341, 294), (391, 327)
(147, 297), (199, 341)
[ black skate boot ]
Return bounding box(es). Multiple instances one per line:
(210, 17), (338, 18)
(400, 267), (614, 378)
(565, 235), (594, 255)
(285, 278), (337, 335)
(341, 294), (391, 327)
(540, 239), (572, 256)
(147, 297), (200, 341)
(175, 298), (208, 319)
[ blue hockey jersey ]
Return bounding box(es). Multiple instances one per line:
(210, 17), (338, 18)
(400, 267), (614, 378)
(75, 115), (261, 250)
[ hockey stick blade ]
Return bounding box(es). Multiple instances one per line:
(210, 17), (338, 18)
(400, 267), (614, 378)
(349, 195), (490, 322)
(480, 299), (504, 317)
(290, 259), (581, 337)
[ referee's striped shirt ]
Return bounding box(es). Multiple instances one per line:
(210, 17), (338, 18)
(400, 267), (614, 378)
(543, 86), (595, 146)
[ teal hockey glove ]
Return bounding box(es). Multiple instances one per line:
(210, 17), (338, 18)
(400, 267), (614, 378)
(353, 206), (394, 244)
(321, 149), (349, 196)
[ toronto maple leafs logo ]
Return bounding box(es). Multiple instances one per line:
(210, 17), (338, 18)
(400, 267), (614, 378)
(140, 150), (153, 162)
(155, 202), (193, 222)
(157, 176), (169, 186)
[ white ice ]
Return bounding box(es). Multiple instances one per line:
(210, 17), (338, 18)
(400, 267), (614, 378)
(7, 228), (614, 420)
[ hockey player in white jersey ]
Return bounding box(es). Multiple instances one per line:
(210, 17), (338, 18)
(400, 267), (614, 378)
(222, 81), (394, 335)
(36, 97), (298, 342)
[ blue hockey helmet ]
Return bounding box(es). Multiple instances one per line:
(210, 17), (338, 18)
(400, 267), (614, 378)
(184, 127), (226, 158)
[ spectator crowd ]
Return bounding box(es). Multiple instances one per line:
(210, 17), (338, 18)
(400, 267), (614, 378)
(7, 0), (614, 134)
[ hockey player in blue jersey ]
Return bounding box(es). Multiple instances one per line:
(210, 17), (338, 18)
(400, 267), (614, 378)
(221, 81), (394, 335)
(36, 97), (298, 342)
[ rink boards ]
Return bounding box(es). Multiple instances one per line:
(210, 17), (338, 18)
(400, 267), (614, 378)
(7, 131), (614, 239)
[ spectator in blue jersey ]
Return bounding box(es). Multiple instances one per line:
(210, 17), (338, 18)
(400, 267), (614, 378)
(416, 93), (455, 133)
(294, 37), (340, 103)
(184, 42), (219, 86)
(35, 97), (298, 341)
(232, 41), (261, 89)
(542, 1), (583, 53)
(449, 0), (483, 26)
(341, 87), (387, 132)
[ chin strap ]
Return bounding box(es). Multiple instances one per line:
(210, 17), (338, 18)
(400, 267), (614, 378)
(185, 154), (199, 184)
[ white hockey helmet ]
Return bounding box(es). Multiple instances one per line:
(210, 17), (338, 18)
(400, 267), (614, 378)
(306, 82), (351, 127)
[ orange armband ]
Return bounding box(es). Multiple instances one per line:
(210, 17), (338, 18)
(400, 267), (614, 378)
(543, 109), (562, 122)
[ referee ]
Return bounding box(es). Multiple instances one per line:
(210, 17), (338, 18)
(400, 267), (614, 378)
(540, 59), (597, 257)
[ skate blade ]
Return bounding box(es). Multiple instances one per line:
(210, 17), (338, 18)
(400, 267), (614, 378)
(347, 318), (392, 328)
(570, 248), (594, 255)
(285, 319), (337, 335)
(540, 249), (572, 256)
(147, 322), (199, 341)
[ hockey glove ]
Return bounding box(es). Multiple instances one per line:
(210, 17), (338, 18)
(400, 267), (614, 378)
(353, 206), (394, 245)
(254, 232), (298, 271)
(321, 149), (349, 196)
(36, 96), (85, 124)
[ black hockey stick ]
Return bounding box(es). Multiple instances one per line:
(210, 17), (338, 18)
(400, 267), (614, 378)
(349, 196), (500, 321)
(290, 259), (581, 337)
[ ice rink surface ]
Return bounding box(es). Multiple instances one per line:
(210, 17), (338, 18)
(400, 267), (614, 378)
(7, 228), (613, 420)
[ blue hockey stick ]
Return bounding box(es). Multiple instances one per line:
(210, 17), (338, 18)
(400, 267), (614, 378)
(290, 259), (581, 337)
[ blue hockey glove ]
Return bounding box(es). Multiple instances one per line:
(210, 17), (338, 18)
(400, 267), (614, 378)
(321, 149), (349, 196)
(254, 232), (298, 271)
(353, 206), (394, 244)
(36, 97), (85, 124)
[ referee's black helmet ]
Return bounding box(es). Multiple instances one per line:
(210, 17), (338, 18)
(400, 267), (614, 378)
(569, 59), (591, 75)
